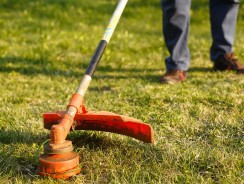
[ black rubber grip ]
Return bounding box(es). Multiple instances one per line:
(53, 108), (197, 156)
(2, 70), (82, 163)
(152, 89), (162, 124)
(85, 40), (108, 77)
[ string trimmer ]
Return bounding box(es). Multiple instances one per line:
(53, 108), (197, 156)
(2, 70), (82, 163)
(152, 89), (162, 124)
(37, 0), (154, 179)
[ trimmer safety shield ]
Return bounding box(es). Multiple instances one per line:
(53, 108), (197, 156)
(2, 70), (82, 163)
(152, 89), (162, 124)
(44, 111), (154, 143)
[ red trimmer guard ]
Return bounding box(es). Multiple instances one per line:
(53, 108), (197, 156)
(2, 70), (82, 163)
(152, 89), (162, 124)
(43, 111), (154, 143)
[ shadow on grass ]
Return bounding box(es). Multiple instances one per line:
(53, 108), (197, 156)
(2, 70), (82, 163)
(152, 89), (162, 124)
(0, 129), (46, 145)
(69, 131), (126, 151)
(0, 129), (46, 178)
(0, 56), (161, 82)
(0, 127), (157, 154)
(189, 67), (213, 73)
(0, 0), (161, 28)
(0, 56), (85, 76)
(68, 131), (160, 158)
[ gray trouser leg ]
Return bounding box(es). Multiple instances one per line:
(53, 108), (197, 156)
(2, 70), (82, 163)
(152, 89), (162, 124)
(210, 0), (239, 61)
(161, 0), (191, 71)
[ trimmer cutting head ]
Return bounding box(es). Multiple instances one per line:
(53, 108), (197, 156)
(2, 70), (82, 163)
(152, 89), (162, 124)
(38, 105), (154, 179)
(43, 111), (154, 143)
(38, 152), (81, 179)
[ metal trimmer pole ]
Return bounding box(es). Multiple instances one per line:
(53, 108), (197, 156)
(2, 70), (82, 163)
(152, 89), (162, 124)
(67, 0), (128, 119)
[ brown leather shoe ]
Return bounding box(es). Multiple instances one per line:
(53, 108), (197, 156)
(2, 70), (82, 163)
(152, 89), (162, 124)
(214, 53), (244, 74)
(160, 69), (186, 84)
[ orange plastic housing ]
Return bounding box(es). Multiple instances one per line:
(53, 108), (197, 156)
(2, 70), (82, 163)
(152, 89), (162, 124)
(38, 94), (154, 179)
(43, 111), (154, 143)
(38, 152), (81, 179)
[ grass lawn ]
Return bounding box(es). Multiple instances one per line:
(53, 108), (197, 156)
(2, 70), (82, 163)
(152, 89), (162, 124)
(0, 0), (243, 183)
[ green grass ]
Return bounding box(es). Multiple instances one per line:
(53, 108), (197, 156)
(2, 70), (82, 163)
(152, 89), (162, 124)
(0, 0), (243, 183)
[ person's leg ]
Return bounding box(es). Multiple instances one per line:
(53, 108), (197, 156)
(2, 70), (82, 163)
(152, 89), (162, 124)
(209, 0), (239, 61)
(209, 0), (244, 73)
(161, 0), (191, 71)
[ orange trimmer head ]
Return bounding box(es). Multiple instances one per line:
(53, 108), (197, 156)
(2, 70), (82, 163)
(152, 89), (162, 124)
(37, 0), (154, 179)
(38, 97), (154, 179)
(38, 152), (81, 179)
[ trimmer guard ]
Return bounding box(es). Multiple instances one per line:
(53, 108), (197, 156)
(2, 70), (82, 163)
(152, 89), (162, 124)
(43, 111), (154, 143)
